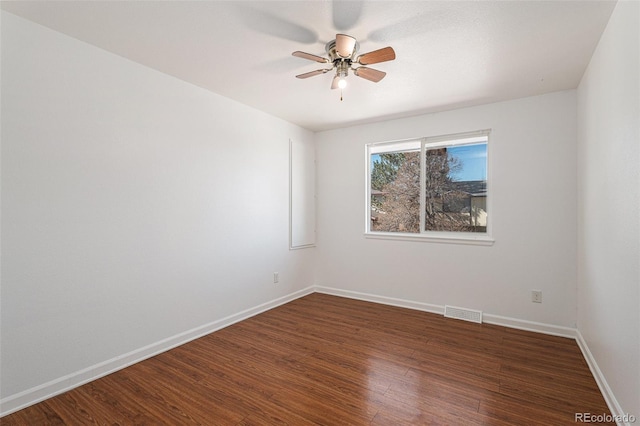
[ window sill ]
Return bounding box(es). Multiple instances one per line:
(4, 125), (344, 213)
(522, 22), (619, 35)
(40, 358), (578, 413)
(364, 231), (495, 246)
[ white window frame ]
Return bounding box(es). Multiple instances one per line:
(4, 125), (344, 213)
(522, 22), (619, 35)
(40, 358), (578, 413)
(365, 129), (494, 246)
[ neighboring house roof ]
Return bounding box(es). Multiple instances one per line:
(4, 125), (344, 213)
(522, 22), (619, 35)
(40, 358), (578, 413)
(451, 180), (487, 197)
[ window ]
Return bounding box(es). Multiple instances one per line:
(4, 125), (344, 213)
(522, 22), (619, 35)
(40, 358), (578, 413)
(366, 130), (492, 244)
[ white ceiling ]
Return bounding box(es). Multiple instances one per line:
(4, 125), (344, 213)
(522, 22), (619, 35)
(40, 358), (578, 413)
(1, 1), (616, 132)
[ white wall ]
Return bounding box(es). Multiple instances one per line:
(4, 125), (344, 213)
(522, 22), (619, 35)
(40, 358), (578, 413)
(0, 11), (315, 407)
(316, 91), (578, 328)
(576, 0), (639, 419)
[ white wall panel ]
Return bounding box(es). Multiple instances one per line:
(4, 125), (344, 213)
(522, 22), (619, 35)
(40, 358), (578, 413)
(290, 138), (315, 249)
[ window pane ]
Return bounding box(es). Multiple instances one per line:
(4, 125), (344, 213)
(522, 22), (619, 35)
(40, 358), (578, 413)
(424, 142), (487, 233)
(370, 150), (421, 233)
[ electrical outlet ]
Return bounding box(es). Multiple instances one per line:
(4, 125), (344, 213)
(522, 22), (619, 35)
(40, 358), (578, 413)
(273, 272), (279, 284)
(532, 290), (542, 303)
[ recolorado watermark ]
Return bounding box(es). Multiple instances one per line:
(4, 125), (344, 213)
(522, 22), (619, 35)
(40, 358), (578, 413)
(575, 412), (636, 423)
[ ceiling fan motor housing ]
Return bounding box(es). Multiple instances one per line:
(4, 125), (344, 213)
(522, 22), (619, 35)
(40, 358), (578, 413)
(326, 36), (359, 81)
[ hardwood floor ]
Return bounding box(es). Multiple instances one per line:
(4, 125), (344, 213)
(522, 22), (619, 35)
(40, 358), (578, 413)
(2, 293), (613, 425)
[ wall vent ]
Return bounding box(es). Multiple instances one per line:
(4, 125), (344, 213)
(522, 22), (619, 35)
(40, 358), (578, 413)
(444, 305), (483, 324)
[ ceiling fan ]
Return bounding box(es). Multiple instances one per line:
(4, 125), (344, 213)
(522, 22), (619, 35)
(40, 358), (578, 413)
(292, 34), (396, 93)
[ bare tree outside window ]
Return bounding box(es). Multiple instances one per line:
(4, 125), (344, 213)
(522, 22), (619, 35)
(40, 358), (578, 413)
(371, 151), (420, 232)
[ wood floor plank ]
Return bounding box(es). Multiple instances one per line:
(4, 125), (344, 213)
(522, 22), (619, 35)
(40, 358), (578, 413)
(499, 360), (602, 393)
(1, 293), (613, 425)
(0, 401), (65, 426)
(69, 377), (159, 424)
(478, 393), (583, 425)
(498, 376), (612, 415)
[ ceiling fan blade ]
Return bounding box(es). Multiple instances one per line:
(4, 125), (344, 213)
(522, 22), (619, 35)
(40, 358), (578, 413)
(243, 7), (318, 44)
(331, 75), (340, 90)
(332, 0), (364, 31)
(357, 47), (396, 65)
(354, 67), (386, 83)
(296, 69), (331, 79)
(336, 33), (357, 58)
(292, 51), (329, 63)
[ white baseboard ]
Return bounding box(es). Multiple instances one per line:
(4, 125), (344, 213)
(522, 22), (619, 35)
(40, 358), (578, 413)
(0, 286), (315, 418)
(316, 285), (576, 337)
(315, 286), (444, 315)
(575, 330), (630, 426)
(483, 313), (577, 338)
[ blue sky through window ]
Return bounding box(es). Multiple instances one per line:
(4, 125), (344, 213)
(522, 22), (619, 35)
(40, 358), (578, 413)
(448, 143), (487, 182)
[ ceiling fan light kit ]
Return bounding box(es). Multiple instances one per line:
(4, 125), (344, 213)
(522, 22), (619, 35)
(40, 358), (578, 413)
(293, 33), (395, 99)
